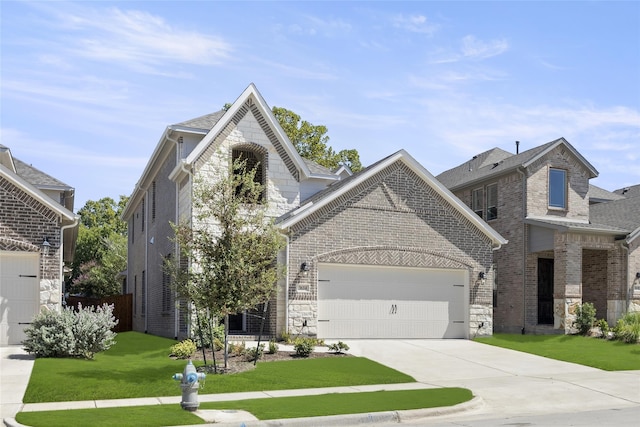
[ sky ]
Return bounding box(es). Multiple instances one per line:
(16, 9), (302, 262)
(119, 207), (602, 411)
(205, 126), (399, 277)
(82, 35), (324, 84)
(2, 1), (639, 210)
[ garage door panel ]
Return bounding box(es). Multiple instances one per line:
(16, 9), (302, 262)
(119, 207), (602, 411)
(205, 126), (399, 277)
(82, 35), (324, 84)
(318, 263), (467, 339)
(1, 252), (40, 345)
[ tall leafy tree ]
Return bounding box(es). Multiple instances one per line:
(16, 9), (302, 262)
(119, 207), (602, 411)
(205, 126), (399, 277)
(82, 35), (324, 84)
(171, 157), (285, 367)
(70, 196), (129, 298)
(272, 106), (363, 172)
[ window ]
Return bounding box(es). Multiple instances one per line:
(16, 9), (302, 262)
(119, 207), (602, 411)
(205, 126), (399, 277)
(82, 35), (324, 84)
(472, 188), (484, 219)
(141, 270), (146, 316)
(486, 183), (498, 220)
(141, 197), (145, 232)
(549, 168), (567, 209)
(471, 183), (498, 221)
(232, 147), (265, 202)
(162, 254), (172, 312)
(151, 181), (156, 222)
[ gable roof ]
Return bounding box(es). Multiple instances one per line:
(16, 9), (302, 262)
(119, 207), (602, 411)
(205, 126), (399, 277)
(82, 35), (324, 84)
(171, 110), (226, 134)
(588, 184), (626, 204)
(277, 149), (507, 247)
(437, 138), (598, 191)
(184, 83), (314, 180)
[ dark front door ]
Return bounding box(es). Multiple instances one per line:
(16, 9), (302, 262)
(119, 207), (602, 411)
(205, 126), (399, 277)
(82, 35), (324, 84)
(537, 258), (554, 325)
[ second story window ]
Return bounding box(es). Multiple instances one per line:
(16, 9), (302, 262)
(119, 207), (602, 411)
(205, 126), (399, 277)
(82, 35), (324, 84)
(471, 183), (498, 221)
(549, 168), (567, 209)
(232, 147), (265, 202)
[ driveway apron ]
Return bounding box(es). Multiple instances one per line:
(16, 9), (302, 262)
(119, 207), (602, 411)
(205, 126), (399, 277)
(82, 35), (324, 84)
(347, 339), (640, 417)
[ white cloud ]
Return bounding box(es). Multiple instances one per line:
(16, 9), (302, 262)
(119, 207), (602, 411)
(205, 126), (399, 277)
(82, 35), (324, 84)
(392, 14), (439, 35)
(43, 6), (233, 73)
(461, 35), (509, 59)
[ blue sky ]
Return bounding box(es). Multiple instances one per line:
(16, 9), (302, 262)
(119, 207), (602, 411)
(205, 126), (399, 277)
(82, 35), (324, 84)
(2, 1), (639, 209)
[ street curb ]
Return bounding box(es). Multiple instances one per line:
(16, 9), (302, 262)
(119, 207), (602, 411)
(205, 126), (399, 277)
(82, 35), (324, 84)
(3, 397), (484, 427)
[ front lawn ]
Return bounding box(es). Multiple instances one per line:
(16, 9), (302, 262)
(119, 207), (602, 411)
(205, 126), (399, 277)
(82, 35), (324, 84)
(24, 332), (414, 403)
(475, 334), (640, 371)
(16, 388), (473, 427)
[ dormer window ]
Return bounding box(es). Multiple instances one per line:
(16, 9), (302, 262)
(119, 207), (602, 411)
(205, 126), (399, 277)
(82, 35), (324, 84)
(549, 168), (567, 209)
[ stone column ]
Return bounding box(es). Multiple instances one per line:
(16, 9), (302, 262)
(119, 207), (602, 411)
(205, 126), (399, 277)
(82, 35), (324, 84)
(554, 233), (582, 333)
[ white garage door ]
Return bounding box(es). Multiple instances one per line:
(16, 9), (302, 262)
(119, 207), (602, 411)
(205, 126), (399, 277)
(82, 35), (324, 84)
(318, 263), (467, 339)
(0, 252), (40, 346)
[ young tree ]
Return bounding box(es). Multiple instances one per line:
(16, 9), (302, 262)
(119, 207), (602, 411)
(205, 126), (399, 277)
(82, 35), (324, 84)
(171, 156), (285, 368)
(272, 106), (363, 172)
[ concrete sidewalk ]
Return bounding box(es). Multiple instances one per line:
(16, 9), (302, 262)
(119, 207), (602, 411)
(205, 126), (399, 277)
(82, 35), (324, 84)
(0, 347), (34, 422)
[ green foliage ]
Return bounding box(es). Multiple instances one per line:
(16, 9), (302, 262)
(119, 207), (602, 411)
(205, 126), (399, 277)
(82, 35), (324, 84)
(170, 339), (196, 359)
(272, 106), (362, 172)
(229, 341), (246, 356)
(595, 318), (610, 338)
(246, 343), (265, 360)
(23, 303), (118, 359)
(191, 312), (224, 349)
(278, 331), (292, 344)
(574, 302), (596, 335)
(614, 311), (640, 344)
(327, 341), (350, 354)
(71, 196), (129, 298)
(293, 337), (316, 357)
(268, 340), (279, 354)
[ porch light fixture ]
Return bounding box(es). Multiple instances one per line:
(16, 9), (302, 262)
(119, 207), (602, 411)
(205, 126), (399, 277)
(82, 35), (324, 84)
(634, 272), (640, 285)
(300, 262), (310, 277)
(41, 238), (51, 256)
(477, 272), (486, 286)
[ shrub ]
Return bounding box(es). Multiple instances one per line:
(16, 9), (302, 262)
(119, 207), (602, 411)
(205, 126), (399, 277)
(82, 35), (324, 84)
(327, 341), (350, 354)
(170, 339), (197, 359)
(595, 318), (610, 338)
(268, 340), (279, 354)
(72, 304), (118, 359)
(23, 303), (117, 359)
(614, 312), (640, 344)
(574, 302), (596, 335)
(229, 341), (246, 356)
(293, 337), (316, 357)
(191, 315), (225, 349)
(278, 331), (292, 344)
(246, 343), (265, 360)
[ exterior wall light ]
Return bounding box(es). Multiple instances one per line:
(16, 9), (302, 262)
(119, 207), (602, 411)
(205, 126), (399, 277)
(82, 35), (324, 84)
(477, 271), (486, 286)
(41, 237), (51, 256)
(301, 262), (310, 277)
(634, 272), (640, 286)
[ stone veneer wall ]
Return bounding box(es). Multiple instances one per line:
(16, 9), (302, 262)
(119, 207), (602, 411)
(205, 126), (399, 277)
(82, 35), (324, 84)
(287, 162), (496, 338)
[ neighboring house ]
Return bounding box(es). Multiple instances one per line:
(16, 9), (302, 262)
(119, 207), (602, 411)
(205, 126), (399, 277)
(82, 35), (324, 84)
(437, 138), (640, 334)
(0, 144), (79, 345)
(122, 84), (506, 341)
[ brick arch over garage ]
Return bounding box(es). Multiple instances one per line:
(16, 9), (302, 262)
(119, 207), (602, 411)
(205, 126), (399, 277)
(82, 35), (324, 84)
(314, 245), (475, 270)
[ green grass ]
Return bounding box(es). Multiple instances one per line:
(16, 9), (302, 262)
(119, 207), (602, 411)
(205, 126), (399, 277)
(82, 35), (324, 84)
(16, 405), (205, 427)
(24, 332), (414, 403)
(201, 388), (473, 420)
(16, 389), (473, 427)
(475, 333), (640, 371)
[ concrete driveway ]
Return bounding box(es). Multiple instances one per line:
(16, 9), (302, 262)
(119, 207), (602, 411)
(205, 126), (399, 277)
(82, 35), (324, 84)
(347, 339), (640, 418)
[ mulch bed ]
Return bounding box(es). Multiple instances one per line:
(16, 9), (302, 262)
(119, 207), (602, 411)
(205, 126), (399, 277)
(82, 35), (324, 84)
(184, 347), (351, 374)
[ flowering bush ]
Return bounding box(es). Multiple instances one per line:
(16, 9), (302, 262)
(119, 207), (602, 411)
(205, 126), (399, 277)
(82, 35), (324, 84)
(23, 303), (118, 359)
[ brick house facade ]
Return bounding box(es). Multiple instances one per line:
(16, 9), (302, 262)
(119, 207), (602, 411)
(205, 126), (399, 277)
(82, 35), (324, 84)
(123, 84), (506, 340)
(437, 139), (640, 334)
(0, 144), (79, 345)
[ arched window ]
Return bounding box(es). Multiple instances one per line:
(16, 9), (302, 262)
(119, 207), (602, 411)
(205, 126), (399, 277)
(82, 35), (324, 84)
(232, 146), (266, 202)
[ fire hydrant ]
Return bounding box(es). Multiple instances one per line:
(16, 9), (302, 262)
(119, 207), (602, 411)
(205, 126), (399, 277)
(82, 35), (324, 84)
(172, 360), (206, 411)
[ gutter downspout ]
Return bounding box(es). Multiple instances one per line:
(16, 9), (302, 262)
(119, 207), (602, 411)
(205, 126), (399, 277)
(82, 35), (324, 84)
(517, 167), (527, 334)
(621, 241), (629, 316)
(60, 216), (80, 310)
(144, 187), (149, 334)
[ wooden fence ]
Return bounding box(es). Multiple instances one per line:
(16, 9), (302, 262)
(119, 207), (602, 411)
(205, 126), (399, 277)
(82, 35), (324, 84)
(66, 294), (133, 333)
